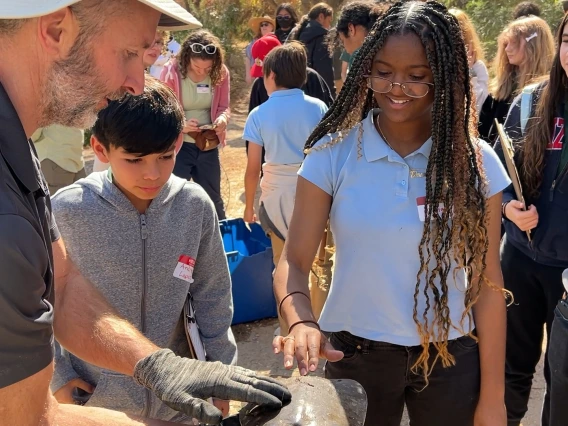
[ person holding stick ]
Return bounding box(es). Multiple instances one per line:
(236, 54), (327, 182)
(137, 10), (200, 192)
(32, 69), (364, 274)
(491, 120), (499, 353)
(494, 12), (568, 425)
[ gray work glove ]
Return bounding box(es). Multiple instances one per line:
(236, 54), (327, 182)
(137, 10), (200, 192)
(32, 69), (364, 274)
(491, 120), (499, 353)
(133, 349), (291, 425)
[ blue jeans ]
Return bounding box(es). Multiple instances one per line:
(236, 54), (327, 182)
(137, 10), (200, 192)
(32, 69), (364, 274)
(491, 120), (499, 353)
(324, 331), (480, 426)
(548, 302), (568, 426)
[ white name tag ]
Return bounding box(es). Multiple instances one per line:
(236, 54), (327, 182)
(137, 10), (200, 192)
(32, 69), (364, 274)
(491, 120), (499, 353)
(196, 84), (210, 94)
(173, 255), (195, 283)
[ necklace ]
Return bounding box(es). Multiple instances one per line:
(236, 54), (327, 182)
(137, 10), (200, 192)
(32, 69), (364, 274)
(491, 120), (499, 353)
(375, 114), (394, 150)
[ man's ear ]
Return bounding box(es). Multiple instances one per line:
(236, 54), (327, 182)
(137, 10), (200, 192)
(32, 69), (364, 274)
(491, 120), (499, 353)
(37, 8), (80, 59)
(174, 132), (184, 154)
(91, 135), (111, 164)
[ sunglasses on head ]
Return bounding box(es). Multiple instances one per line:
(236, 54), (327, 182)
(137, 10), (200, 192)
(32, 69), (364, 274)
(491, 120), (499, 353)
(260, 22), (272, 28)
(276, 15), (291, 21)
(189, 43), (217, 55)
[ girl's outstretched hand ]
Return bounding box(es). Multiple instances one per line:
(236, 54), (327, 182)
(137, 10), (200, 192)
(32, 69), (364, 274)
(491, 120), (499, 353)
(272, 323), (344, 376)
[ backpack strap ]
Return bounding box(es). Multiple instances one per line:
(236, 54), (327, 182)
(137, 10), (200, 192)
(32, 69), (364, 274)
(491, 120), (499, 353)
(520, 82), (540, 135)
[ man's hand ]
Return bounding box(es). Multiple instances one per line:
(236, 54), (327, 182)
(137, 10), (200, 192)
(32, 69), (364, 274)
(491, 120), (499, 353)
(53, 378), (95, 404)
(134, 349), (291, 425)
(505, 201), (538, 231)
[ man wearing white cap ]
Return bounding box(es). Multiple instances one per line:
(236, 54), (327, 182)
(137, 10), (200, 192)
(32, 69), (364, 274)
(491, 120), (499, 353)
(0, 2), (290, 426)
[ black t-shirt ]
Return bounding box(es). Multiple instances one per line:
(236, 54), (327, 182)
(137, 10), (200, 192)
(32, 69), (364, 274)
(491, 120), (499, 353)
(0, 83), (60, 388)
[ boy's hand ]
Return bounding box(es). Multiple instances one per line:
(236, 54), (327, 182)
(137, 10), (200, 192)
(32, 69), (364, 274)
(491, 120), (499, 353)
(53, 378), (95, 404)
(213, 116), (228, 135)
(183, 119), (200, 133)
(243, 207), (256, 223)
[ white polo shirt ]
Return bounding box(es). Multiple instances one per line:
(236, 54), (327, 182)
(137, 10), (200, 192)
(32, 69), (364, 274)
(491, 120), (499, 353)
(299, 109), (511, 346)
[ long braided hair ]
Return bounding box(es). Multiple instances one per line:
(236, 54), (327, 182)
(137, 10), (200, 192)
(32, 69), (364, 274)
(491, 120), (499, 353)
(305, 1), (501, 377)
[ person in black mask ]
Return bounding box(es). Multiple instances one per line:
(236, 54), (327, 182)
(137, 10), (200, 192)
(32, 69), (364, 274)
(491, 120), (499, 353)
(275, 3), (299, 44)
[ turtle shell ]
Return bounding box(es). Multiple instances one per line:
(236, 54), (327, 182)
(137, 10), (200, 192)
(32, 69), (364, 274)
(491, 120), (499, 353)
(222, 376), (367, 426)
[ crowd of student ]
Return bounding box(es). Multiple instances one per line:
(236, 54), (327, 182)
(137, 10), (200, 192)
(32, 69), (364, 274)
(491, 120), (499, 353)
(4, 0), (568, 426)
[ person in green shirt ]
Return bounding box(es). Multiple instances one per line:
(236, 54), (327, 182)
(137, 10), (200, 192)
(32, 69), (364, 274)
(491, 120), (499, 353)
(330, 1), (390, 76)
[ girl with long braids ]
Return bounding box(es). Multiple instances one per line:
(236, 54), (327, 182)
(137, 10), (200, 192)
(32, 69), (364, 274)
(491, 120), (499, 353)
(494, 12), (568, 426)
(273, 2), (510, 425)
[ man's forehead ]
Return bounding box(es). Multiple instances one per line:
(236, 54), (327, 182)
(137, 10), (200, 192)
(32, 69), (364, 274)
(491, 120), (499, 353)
(101, 4), (159, 49)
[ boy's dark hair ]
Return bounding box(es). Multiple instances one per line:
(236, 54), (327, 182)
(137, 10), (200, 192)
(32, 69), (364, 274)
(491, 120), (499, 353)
(513, 1), (541, 19)
(263, 41), (307, 89)
(92, 75), (184, 156)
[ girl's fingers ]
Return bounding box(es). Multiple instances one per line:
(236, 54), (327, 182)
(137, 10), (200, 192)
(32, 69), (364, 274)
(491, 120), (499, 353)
(283, 336), (296, 369)
(293, 333), (309, 376)
(307, 332), (322, 372)
(272, 335), (284, 354)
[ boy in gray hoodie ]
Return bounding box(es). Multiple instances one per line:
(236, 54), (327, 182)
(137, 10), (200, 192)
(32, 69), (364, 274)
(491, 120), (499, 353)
(50, 76), (236, 423)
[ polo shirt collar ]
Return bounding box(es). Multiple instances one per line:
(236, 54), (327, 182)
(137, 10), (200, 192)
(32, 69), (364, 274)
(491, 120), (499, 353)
(0, 83), (42, 194)
(362, 109), (390, 162)
(269, 88), (303, 98)
(362, 109), (433, 162)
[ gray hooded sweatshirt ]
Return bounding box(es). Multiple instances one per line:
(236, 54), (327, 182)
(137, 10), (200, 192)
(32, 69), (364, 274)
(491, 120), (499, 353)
(51, 171), (237, 423)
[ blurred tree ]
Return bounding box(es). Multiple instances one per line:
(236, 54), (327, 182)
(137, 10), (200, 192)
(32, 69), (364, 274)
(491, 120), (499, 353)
(442, 0), (563, 59)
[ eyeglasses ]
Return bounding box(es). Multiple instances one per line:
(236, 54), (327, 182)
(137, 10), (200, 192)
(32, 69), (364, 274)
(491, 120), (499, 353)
(276, 15), (291, 21)
(364, 75), (434, 98)
(189, 43), (217, 55)
(260, 22), (273, 28)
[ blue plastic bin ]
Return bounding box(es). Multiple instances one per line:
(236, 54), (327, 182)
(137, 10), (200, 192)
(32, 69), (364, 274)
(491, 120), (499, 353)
(219, 219), (277, 325)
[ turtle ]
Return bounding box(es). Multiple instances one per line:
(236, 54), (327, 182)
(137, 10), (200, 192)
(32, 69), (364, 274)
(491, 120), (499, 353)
(220, 376), (367, 426)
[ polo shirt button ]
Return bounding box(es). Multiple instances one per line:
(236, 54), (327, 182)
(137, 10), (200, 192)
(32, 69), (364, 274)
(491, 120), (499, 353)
(402, 180), (406, 186)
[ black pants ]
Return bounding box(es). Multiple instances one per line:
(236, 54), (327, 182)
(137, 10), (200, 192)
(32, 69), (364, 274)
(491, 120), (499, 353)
(325, 331), (480, 426)
(173, 142), (225, 220)
(501, 238), (566, 426)
(549, 302), (568, 426)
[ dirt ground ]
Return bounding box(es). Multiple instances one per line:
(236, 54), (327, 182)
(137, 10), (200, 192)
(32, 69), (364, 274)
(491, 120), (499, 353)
(83, 91), (546, 425)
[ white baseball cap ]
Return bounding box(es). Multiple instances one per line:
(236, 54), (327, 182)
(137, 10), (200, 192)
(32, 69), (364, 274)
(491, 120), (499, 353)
(0, 0), (202, 30)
